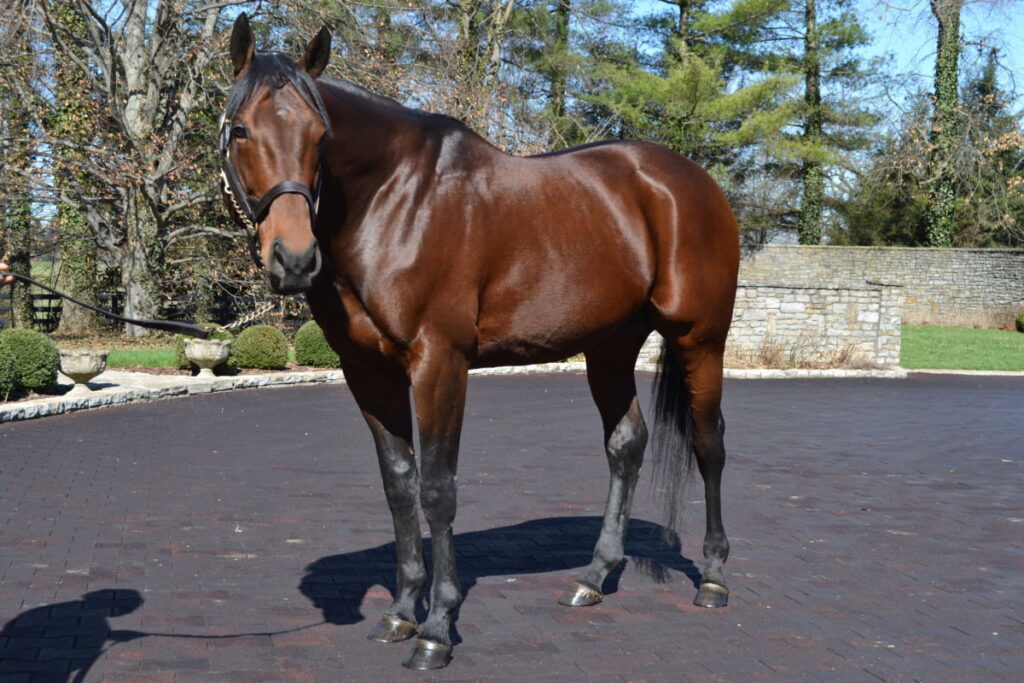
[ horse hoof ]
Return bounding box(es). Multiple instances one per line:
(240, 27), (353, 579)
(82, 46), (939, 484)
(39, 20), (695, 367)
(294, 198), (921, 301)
(401, 638), (453, 670)
(558, 581), (603, 607)
(367, 615), (417, 643)
(694, 582), (729, 608)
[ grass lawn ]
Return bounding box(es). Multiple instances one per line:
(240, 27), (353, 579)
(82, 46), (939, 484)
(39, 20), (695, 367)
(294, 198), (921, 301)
(107, 347), (178, 368)
(901, 325), (1024, 371)
(105, 346), (298, 368)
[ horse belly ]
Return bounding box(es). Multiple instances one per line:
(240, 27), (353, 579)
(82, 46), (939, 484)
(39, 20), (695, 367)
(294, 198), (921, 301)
(474, 258), (648, 368)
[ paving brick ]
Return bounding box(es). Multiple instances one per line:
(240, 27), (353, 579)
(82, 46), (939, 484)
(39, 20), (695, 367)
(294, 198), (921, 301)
(0, 374), (1021, 680)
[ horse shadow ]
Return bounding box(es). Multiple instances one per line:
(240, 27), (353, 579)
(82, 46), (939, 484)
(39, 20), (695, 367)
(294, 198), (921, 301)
(0, 589), (145, 683)
(299, 516), (701, 634)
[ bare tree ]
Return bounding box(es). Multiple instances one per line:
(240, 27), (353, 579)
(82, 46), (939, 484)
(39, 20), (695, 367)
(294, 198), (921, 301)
(29, 0), (241, 334)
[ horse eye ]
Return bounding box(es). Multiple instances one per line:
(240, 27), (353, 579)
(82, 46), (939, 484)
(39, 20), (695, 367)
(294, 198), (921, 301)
(231, 124), (248, 140)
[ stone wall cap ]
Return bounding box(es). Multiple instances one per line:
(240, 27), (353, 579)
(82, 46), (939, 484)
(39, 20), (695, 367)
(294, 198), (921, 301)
(738, 280), (888, 291)
(740, 244), (1024, 255)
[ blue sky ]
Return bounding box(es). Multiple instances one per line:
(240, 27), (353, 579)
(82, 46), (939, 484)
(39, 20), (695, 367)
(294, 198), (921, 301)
(862, 0), (1023, 98)
(633, 0), (1024, 107)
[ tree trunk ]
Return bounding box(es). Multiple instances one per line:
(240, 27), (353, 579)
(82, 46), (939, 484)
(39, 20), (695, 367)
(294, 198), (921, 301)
(547, 0), (570, 146)
(454, 0), (482, 122)
(54, 1), (98, 334)
(3, 203), (32, 329)
(56, 208), (98, 334)
(677, 0), (691, 66)
(120, 194), (162, 337)
(798, 0), (824, 245)
(926, 0), (962, 247)
(1, 93), (33, 329)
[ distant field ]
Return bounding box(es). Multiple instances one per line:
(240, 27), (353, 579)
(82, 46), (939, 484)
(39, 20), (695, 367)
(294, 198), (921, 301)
(901, 325), (1024, 371)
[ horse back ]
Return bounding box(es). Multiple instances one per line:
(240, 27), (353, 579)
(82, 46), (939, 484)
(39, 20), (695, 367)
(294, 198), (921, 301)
(318, 135), (738, 369)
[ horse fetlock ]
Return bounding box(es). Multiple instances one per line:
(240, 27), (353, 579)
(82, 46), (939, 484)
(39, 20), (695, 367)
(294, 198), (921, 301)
(430, 580), (463, 611)
(703, 535), (730, 563)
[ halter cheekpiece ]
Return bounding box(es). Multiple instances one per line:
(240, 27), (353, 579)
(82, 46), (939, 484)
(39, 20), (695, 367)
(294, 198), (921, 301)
(219, 115), (322, 267)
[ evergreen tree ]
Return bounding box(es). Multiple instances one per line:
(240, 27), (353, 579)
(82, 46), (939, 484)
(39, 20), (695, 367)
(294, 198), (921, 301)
(758, 0), (875, 245)
(587, 0), (798, 169)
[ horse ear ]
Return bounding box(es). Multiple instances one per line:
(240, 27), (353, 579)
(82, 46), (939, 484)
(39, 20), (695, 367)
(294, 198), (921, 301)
(230, 13), (255, 79)
(300, 27), (331, 79)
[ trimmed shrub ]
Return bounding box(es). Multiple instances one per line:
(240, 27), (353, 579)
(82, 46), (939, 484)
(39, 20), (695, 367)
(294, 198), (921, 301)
(176, 324), (237, 374)
(294, 320), (340, 368)
(0, 328), (59, 391)
(0, 343), (17, 400)
(1016, 310), (1024, 333)
(232, 324), (289, 370)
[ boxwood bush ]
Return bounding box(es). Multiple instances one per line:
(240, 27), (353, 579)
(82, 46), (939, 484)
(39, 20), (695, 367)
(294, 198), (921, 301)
(176, 324), (237, 374)
(0, 328), (59, 391)
(294, 320), (340, 368)
(1016, 309), (1024, 333)
(232, 324), (289, 370)
(0, 343), (17, 399)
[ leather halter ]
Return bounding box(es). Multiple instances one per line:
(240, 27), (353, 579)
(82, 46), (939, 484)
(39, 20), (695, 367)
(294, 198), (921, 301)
(219, 115), (322, 267)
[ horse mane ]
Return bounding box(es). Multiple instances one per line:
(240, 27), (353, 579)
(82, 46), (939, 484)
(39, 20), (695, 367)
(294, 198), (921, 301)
(318, 76), (466, 130)
(225, 52), (330, 129)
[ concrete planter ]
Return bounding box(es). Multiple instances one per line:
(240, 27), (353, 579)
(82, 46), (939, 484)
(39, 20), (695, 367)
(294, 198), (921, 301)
(184, 339), (231, 377)
(59, 349), (110, 395)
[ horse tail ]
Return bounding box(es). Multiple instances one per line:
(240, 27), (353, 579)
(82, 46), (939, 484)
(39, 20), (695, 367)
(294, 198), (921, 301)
(649, 339), (695, 540)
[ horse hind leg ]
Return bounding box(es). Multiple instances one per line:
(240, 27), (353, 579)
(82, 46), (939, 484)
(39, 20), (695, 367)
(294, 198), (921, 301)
(560, 334), (648, 607)
(656, 338), (731, 608)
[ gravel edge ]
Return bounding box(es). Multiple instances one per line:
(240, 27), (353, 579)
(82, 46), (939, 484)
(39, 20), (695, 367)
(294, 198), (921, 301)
(0, 363), (910, 424)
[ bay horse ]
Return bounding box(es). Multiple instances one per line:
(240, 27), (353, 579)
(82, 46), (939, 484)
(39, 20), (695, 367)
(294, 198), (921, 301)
(221, 14), (738, 670)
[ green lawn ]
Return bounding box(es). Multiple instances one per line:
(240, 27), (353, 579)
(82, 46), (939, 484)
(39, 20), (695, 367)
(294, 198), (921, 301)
(901, 325), (1024, 371)
(106, 346), (298, 368)
(107, 348), (178, 368)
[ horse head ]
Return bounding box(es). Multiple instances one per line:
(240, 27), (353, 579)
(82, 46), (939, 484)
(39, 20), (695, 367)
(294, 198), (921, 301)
(221, 13), (330, 295)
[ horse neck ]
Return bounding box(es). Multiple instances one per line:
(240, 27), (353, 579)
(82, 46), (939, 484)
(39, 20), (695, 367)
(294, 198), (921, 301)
(319, 84), (429, 199)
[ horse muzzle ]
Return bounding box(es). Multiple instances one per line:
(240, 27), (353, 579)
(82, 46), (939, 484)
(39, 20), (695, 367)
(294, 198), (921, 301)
(267, 237), (321, 294)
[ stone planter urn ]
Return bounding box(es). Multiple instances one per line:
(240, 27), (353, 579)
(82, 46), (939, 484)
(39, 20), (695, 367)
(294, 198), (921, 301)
(59, 349), (109, 395)
(184, 338), (231, 377)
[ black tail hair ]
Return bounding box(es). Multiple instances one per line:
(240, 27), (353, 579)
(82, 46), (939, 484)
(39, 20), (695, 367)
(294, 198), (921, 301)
(649, 340), (695, 540)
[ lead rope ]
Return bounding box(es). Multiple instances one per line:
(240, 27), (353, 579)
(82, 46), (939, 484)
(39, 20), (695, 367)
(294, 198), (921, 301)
(4, 272), (211, 338)
(217, 300), (276, 332)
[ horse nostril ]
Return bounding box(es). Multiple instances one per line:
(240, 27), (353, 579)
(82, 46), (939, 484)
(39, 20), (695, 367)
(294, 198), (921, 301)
(269, 237), (319, 280)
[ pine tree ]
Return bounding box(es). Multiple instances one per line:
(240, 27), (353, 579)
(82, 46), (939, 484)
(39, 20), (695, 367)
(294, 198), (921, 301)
(774, 0), (875, 245)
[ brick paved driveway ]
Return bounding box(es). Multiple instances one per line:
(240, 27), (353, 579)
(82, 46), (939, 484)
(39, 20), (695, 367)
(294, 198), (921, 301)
(0, 373), (1021, 682)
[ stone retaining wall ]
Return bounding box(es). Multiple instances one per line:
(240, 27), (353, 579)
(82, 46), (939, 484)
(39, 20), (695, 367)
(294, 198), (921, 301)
(638, 281), (903, 368)
(738, 245), (1024, 328)
(729, 282), (902, 366)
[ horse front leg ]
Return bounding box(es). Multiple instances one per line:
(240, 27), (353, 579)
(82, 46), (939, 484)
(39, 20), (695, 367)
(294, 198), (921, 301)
(343, 363), (425, 643)
(402, 347), (469, 670)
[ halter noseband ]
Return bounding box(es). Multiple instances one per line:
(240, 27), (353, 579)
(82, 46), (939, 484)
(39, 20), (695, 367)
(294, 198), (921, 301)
(219, 115), (322, 267)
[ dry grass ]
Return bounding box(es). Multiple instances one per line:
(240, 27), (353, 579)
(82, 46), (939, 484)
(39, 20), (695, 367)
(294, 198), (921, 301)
(724, 335), (880, 370)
